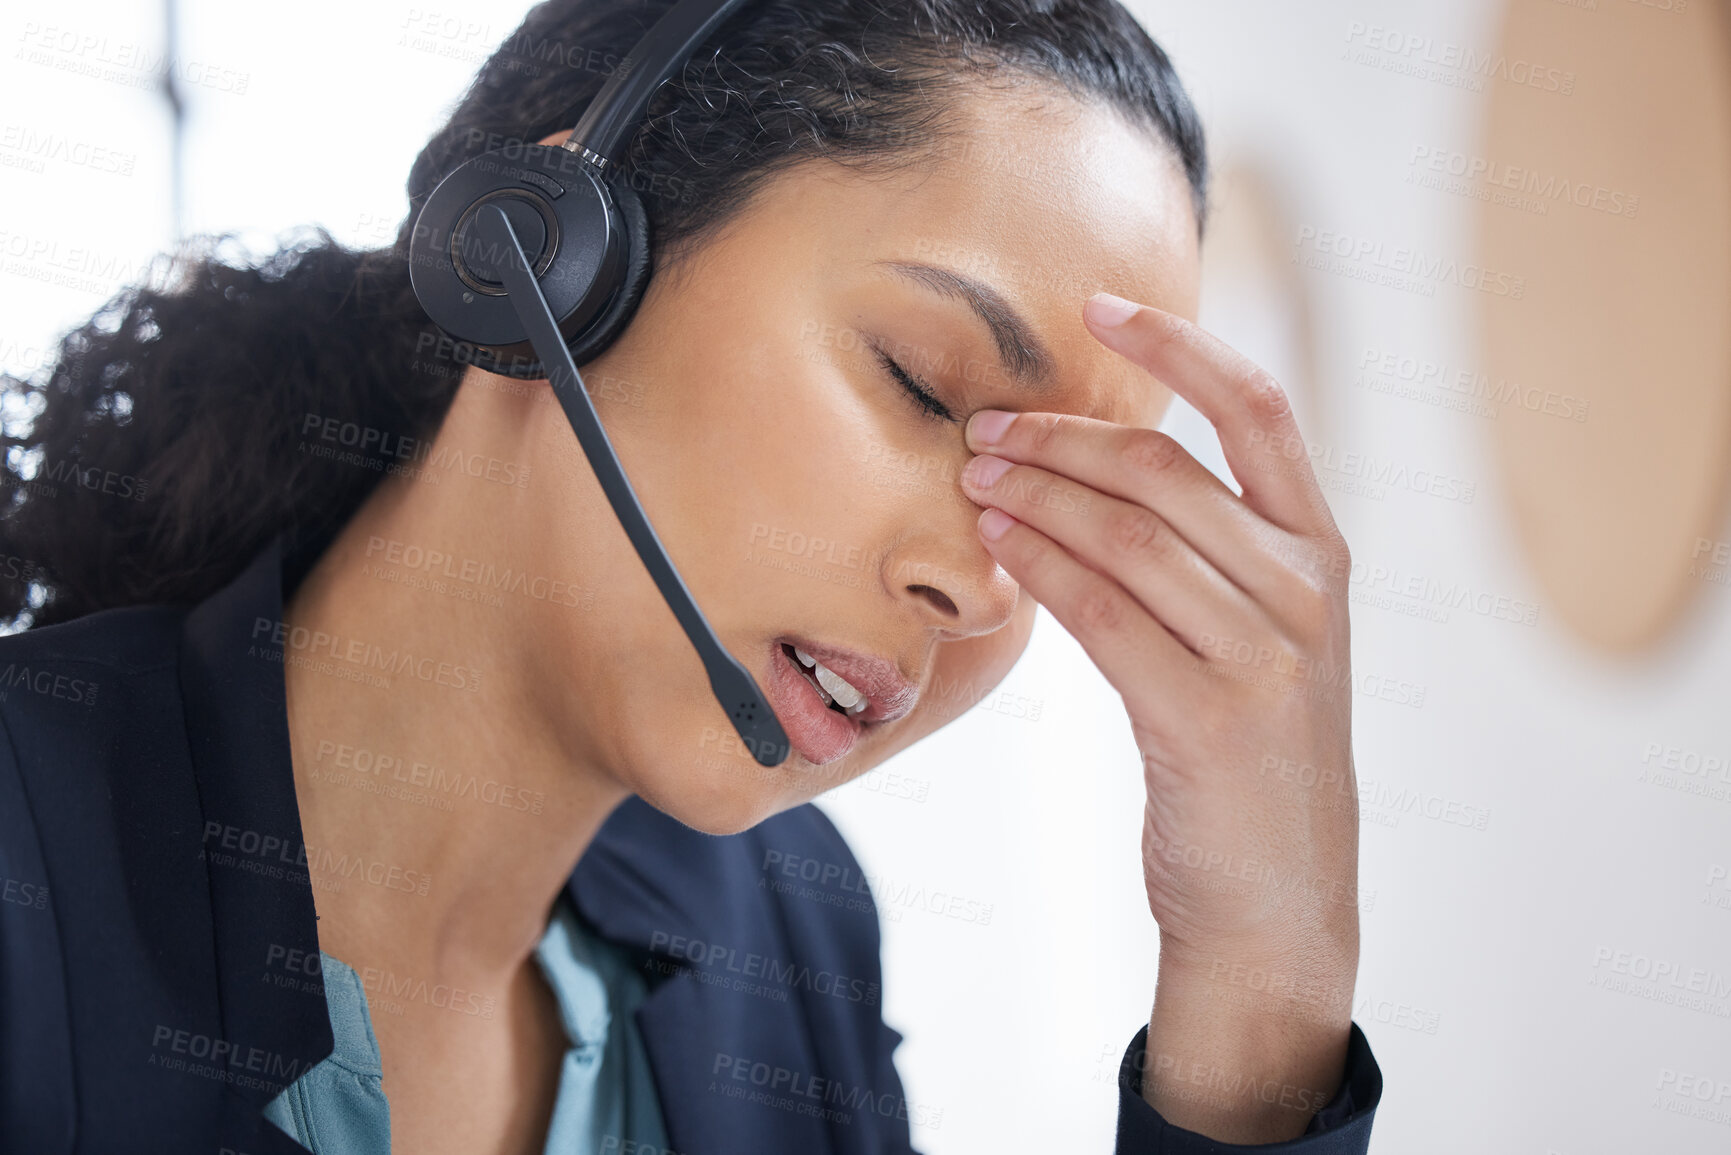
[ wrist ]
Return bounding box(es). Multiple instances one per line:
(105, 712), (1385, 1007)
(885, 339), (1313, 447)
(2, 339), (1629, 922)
(1157, 933), (1358, 1027)
(1140, 940), (1357, 1143)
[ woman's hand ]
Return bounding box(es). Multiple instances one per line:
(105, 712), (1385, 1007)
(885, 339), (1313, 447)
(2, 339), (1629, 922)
(958, 293), (1360, 1143)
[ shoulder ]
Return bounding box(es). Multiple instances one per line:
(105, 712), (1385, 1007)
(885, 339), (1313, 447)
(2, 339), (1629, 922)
(0, 604), (199, 919)
(0, 601), (186, 667)
(0, 604), (189, 775)
(0, 603), (185, 713)
(0, 605), (196, 1148)
(749, 803), (887, 967)
(588, 795), (875, 909)
(748, 802), (880, 912)
(575, 796), (886, 975)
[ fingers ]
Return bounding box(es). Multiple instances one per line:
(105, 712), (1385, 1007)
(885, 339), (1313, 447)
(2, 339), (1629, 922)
(971, 507), (1202, 715)
(1082, 294), (1342, 543)
(960, 452), (1270, 654)
(964, 410), (1318, 612)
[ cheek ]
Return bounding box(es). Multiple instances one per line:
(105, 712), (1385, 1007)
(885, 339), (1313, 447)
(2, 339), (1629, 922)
(910, 589), (1037, 733)
(662, 322), (861, 523)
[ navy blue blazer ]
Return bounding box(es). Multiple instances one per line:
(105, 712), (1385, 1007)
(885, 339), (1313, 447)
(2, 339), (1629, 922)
(0, 532), (1381, 1153)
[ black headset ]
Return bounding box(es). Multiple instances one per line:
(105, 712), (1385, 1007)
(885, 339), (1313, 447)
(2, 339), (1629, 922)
(406, 0), (792, 767)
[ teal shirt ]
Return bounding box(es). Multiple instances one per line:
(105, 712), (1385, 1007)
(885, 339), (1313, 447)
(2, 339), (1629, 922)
(263, 894), (669, 1154)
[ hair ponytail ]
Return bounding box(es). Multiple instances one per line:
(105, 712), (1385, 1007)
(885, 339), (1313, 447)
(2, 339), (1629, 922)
(0, 234), (451, 627)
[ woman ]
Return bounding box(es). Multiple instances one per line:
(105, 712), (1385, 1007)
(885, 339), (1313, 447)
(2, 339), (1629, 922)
(0, 1), (1381, 1152)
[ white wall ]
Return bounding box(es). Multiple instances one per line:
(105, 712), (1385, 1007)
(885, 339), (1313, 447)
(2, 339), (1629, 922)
(3, 2), (1727, 1153)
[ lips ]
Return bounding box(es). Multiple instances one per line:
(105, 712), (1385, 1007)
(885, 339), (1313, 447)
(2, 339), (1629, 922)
(760, 635), (919, 765)
(776, 635), (918, 726)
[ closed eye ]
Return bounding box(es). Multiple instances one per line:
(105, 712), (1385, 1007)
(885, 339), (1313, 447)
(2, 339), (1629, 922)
(871, 344), (956, 425)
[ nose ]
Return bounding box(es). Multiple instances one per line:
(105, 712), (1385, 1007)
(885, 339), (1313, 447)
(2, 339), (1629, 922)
(879, 524), (1021, 640)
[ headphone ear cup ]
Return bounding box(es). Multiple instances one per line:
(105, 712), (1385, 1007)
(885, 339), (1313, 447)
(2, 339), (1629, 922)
(565, 172), (654, 367)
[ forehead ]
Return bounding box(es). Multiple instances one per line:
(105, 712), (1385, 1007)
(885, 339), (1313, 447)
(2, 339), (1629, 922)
(811, 82), (1203, 428)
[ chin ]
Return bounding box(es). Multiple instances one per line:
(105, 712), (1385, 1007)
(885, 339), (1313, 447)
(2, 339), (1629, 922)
(628, 732), (817, 837)
(614, 655), (882, 835)
(636, 778), (798, 838)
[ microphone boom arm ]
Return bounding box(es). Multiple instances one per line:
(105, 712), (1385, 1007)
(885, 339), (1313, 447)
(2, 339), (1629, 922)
(474, 203), (790, 767)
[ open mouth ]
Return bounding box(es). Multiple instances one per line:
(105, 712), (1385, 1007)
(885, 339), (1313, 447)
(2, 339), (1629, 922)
(780, 642), (869, 717)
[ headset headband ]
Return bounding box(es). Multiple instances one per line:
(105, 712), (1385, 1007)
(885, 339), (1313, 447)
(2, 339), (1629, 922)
(565, 0), (753, 169)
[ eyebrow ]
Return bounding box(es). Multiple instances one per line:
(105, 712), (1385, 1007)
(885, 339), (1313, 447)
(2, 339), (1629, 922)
(874, 260), (1057, 392)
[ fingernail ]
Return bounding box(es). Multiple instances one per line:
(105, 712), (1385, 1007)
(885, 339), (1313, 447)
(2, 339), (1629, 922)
(979, 508), (1017, 541)
(967, 409), (1016, 449)
(1085, 292), (1141, 328)
(962, 454), (1012, 489)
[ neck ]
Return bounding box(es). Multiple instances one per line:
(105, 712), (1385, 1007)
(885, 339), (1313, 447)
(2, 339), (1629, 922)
(281, 386), (629, 992)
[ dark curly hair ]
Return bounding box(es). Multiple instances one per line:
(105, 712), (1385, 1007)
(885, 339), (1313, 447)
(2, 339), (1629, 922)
(0, 0), (1208, 629)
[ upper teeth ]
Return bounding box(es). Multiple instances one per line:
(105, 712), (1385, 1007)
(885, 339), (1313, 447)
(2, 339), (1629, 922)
(793, 646), (869, 714)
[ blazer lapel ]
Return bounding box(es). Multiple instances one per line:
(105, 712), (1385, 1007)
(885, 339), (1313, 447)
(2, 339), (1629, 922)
(570, 798), (837, 1155)
(179, 535), (334, 1122)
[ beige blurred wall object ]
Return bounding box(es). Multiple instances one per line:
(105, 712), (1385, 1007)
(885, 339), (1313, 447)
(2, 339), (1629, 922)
(1479, 0), (1731, 652)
